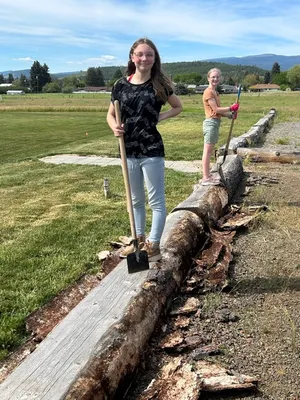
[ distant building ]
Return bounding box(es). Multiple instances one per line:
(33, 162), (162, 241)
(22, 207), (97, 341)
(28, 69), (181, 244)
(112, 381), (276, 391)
(73, 86), (109, 93)
(0, 83), (13, 87)
(249, 84), (280, 92)
(195, 85), (208, 94)
(220, 85), (239, 94)
(6, 90), (25, 95)
(194, 84), (238, 94)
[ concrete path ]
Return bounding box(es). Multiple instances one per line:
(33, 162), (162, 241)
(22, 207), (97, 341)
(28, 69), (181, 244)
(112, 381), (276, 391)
(40, 155), (201, 173)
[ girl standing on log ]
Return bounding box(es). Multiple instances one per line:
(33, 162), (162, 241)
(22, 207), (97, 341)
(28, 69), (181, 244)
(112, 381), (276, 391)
(107, 37), (182, 261)
(201, 68), (239, 185)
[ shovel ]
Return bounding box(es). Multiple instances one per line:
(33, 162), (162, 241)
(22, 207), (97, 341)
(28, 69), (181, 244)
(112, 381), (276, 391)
(215, 85), (242, 182)
(114, 100), (149, 273)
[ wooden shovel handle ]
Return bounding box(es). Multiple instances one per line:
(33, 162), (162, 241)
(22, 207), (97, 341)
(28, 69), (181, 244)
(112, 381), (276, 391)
(223, 85), (242, 163)
(114, 100), (137, 240)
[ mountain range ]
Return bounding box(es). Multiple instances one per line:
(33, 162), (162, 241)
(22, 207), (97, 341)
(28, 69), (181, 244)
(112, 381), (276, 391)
(204, 54), (300, 71)
(1, 53), (299, 79)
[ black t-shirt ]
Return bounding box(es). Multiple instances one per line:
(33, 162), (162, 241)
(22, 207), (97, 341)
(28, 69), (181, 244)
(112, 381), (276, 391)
(111, 77), (172, 158)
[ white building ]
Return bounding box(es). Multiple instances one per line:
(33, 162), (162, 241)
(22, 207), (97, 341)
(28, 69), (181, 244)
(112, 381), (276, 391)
(6, 90), (25, 95)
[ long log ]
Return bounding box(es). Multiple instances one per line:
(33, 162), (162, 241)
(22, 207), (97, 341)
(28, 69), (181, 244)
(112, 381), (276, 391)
(236, 147), (300, 164)
(0, 156), (243, 400)
(173, 155), (244, 221)
(218, 109), (276, 156)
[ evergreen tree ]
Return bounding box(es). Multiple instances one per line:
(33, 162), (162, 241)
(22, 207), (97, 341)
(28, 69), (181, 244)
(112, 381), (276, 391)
(40, 63), (52, 88)
(264, 71), (271, 83)
(95, 67), (105, 86)
(271, 62), (280, 76)
(108, 68), (123, 86)
(8, 73), (14, 83)
(30, 61), (40, 92)
(20, 74), (29, 87)
(85, 67), (105, 86)
(0, 74), (4, 83)
(113, 68), (123, 80)
(85, 67), (97, 86)
(30, 61), (51, 92)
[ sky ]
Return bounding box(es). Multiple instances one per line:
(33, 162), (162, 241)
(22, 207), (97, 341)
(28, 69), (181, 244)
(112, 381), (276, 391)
(1, 0), (300, 74)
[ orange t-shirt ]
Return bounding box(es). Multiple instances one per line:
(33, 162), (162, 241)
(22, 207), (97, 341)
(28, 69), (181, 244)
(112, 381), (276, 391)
(203, 87), (221, 119)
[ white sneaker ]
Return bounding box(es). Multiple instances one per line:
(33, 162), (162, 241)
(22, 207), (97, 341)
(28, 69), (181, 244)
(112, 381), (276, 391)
(201, 175), (221, 186)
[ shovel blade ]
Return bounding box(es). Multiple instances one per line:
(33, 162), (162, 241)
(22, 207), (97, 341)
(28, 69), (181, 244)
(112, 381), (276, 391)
(127, 250), (149, 274)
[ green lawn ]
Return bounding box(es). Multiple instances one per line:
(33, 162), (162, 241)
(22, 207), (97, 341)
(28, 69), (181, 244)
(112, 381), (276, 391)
(0, 91), (299, 360)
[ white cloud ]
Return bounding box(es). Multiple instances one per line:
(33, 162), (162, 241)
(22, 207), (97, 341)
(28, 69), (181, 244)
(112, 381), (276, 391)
(1, 0), (300, 72)
(66, 55), (118, 67)
(14, 57), (35, 62)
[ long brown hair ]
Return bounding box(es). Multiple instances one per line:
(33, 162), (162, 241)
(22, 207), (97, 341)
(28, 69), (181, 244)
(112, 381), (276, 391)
(126, 37), (173, 103)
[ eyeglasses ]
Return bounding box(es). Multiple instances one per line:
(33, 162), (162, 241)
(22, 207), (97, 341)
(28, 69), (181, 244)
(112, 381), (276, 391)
(133, 52), (155, 59)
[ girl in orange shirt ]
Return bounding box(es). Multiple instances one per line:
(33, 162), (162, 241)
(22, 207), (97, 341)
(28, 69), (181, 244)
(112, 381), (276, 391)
(201, 68), (239, 185)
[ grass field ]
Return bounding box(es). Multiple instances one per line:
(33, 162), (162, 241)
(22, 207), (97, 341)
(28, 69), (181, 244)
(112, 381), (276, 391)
(0, 91), (299, 361)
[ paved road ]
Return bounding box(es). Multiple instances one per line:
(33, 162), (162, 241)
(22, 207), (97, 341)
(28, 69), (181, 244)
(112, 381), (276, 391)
(40, 155), (201, 174)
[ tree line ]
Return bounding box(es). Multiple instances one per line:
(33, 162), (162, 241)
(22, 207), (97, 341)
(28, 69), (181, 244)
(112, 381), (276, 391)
(1, 59), (300, 94)
(0, 61), (123, 94)
(241, 62), (300, 91)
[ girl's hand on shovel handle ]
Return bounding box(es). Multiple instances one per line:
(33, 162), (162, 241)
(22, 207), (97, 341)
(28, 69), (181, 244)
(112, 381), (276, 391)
(230, 103), (240, 112)
(112, 122), (125, 137)
(112, 100), (125, 137)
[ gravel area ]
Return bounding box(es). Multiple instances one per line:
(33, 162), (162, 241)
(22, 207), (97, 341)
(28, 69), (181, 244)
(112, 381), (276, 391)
(262, 121), (300, 150)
